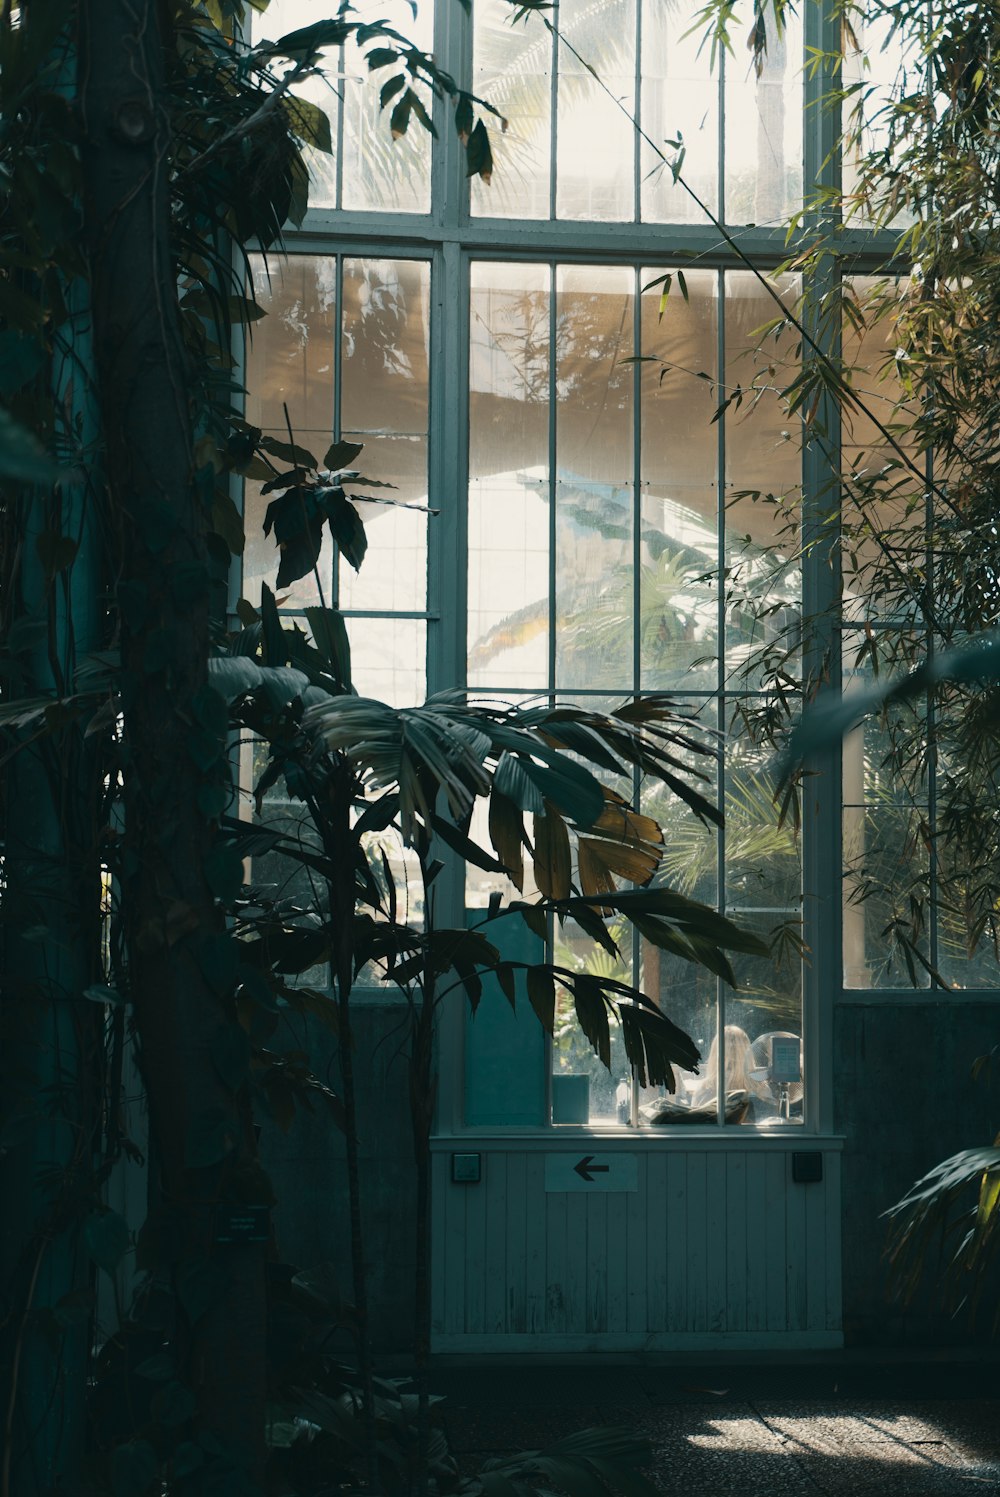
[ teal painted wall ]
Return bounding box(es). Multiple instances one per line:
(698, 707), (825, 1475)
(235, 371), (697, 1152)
(834, 999), (1000, 1345)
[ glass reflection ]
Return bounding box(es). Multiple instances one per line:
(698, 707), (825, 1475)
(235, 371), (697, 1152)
(340, 259), (430, 612)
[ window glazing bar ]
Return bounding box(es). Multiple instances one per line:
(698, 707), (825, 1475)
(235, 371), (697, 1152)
(718, 16), (726, 225)
(253, 220), (901, 270)
(716, 266), (727, 1128)
(332, 253), (343, 609)
(633, 0), (643, 223)
(335, 39), (346, 210)
(549, 1), (559, 221)
(631, 262), (642, 1120)
(548, 264), (558, 697)
(432, 0), (469, 229)
(801, 0), (842, 1131)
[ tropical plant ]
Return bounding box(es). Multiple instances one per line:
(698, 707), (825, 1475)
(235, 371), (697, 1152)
(0, 5), (783, 1489)
(204, 412), (768, 1472)
(0, 0), (571, 1488)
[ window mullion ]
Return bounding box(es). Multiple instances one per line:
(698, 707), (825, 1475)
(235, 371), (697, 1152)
(630, 264), (642, 1122)
(331, 255), (343, 610)
(633, 0), (643, 222)
(432, 0), (469, 230)
(426, 29), (475, 1099)
(716, 267), (727, 1128)
(549, 2), (559, 221)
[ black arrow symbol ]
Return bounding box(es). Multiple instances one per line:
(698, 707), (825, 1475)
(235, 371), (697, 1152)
(574, 1154), (610, 1183)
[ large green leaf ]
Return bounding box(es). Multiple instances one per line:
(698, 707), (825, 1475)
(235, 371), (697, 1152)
(284, 93), (332, 153)
(304, 605), (352, 690)
(207, 655), (328, 711)
(257, 18), (349, 59)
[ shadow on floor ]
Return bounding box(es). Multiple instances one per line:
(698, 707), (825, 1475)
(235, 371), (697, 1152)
(432, 1361), (1000, 1496)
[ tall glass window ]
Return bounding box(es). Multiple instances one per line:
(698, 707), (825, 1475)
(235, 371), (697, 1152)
(242, 0), (913, 1131)
(465, 264), (803, 1126)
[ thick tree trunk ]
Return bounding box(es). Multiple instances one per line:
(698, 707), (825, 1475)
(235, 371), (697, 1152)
(0, 444), (102, 1494)
(0, 31), (103, 1478)
(78, 1), (266, 1479)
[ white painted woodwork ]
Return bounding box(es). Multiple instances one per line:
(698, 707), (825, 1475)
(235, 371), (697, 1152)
(430, 1139), (842, 1352)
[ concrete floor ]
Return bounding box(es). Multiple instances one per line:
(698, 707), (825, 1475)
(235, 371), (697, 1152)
(433, 1360), (1000, 1495)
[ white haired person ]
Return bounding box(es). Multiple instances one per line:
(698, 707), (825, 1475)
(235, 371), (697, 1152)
(642, 1023), (769, 1125)
(688, 1024), (771, 1123)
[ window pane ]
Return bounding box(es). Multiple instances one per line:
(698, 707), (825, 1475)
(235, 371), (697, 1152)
(842, 632), (931, 988)
(723, 721), (803, 1125)
(552, 920), (632, 1124)
(468, 262), (551, 691)
(341, 0), (431, 212)
(725, 965), (803, 1126)
(471, 0), (552, 219)
(251, 0), (339, 210)
(724, 271), (802, 687)
(244, 256), (336, 607)
(637, 715), (722, 1127)
(341, 259), (430, 435)
(725, 737), (800, 920)
(245, 255), (335, 439)
(724, 272), (802, 499)
(841, 278), (923, 624)
(340, 259), (430, 612)
(641, 0), (718, 223)
(556, 0), (636, 221)
(555, 265), (634, 690)
(639, 267), (720, 689)
(346, 616), (426, 706)
(842, 8), (917, 227)
(338, 436), (428, 613)
(725, 7), (803, 227)
(638, 948), (718, 1125)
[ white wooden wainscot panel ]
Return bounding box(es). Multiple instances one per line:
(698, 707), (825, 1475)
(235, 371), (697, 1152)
(431, 1143), (843, 1351)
